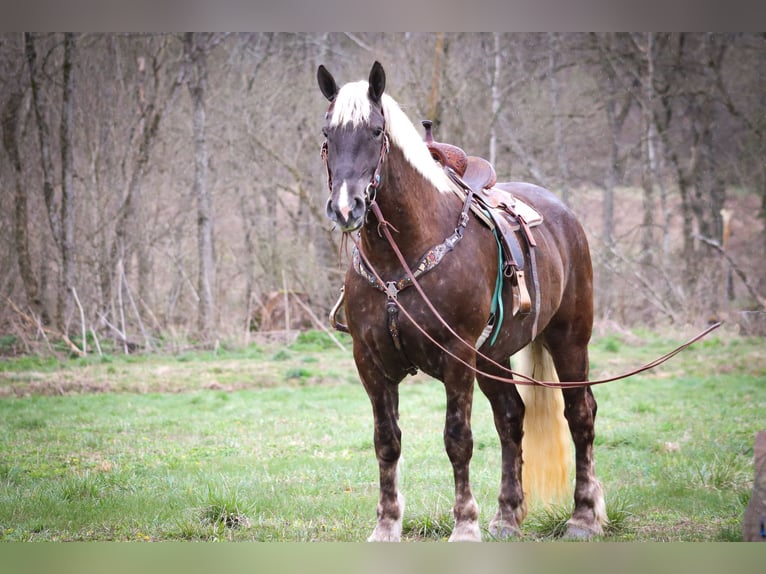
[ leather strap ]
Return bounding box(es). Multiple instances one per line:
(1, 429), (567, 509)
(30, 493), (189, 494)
(361, 200), (722, 388)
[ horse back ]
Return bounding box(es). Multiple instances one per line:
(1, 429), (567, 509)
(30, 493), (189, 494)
(496, 181), (591, 266)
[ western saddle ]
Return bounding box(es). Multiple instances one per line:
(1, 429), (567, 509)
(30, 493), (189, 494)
(422, 120), (542, 337)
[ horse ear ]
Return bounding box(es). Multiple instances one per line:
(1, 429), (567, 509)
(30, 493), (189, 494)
(368, 61), (386, 104)
(317, 65), (338, 102)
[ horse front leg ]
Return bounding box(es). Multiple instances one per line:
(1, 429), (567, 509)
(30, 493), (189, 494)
(444, 367), (482, 542)
(362, 369), (405, 542)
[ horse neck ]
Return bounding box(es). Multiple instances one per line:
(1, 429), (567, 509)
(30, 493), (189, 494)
(360, 145), (457, 271)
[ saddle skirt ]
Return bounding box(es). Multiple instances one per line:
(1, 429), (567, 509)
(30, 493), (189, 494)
(431, 149), (544, 346)
(424, 122), (544, 343)
(476, 187), (544, 229)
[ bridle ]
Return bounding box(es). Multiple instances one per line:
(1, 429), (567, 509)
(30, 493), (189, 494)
(321, 116), (390, 224)
(322, 116), (475, 376)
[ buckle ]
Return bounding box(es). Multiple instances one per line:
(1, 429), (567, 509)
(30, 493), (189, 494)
(384, 281), (399, 300)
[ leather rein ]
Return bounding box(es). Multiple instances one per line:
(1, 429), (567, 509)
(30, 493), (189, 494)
(355, 203), (721, 388)
(323, 125), (722, 388)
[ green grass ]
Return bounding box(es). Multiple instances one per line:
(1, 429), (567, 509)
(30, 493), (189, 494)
(0, 327), (763, 541)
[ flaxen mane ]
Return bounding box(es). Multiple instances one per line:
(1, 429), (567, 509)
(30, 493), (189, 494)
(329, 80), (453, 193)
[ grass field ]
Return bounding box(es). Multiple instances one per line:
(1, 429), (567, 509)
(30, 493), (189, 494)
(0, 325), (763, 542)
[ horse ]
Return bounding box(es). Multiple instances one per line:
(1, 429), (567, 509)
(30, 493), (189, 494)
(317, 61), (606, 541)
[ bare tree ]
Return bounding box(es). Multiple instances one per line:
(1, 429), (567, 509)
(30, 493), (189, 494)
(105, 37), (187, 334)
(2, 84), (48, 323)
(587, 33), (636, 317)
(23, 33), (78, 331)
(547, 32), (570, 205)
(184, 33), (215, 338)
(183, 33), (229, 340)
(2, 32), (765, 344)
(489, 33), (501, 166)
(59, 33), (76, 331)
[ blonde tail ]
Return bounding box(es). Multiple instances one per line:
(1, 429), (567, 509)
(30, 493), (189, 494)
(514, 341), (572, 507)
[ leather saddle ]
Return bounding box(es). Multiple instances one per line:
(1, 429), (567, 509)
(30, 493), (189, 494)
(423, 120), (497, 192)
(422, 120), (542, 317)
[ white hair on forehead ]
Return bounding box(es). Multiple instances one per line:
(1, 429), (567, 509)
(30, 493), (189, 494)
(329, 81), (371, 127)
(329, 80), (453, 194)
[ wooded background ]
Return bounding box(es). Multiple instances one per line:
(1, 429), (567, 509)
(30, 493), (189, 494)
(1, 33), (764, 353)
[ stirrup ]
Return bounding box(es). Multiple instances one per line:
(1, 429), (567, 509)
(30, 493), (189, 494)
(329, 287), (349, 333)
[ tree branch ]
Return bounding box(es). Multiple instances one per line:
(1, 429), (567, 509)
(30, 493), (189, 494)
(694, 234), (766, 309)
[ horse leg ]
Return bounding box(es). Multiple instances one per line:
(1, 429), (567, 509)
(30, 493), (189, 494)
(477, 367), (527, 539)
(546, 330), (607, 538)
(443, 366), (482, 542)
(561, 385), (607, 538)
(362, 370), (405, 542)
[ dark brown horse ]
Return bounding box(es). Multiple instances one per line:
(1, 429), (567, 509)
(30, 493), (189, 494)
(318, 62), (606, 541)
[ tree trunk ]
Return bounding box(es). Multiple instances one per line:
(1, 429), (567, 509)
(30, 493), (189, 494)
(237, 189), (257, 333)
(25, 33), (62, 253)
(59, 32), (76, 332)
(185, 33), (216, 339)
(642, 33), (672, 258)
(489, 33), (501, 166)
(24, 32), (77, 331)
(548, 32), (570, 205)
(601, 59), (625, 315)
(427, 33), (444, 127)
(2, 89), (49, 323)
(639, 33), (656, 268)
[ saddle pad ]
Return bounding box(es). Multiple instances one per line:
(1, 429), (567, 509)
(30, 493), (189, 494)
(448, 182), (544, 231)
(476, 186), (544, 228)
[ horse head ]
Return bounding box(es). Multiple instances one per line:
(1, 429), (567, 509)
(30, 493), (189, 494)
(317, 61), (389, 232)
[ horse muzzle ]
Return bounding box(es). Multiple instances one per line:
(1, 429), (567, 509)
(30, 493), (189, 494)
(326, 180), (369, 232)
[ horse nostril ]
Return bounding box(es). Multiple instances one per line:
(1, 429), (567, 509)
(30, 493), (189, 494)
(325, 198), (337, 221)
(325, 185), (367, 229)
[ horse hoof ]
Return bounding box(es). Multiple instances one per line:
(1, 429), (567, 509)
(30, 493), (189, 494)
(448, 521), (482, 542)
(488, 523), (522, 540)
(367, 493), (405, 542)
(367, 531), (401, 542)
(562, 522), (603, 540)
(367, 516), (404, 542)
(367, 522), (402, 542)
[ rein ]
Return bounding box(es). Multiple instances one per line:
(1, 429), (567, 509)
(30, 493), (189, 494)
(351, 181), (476, 375)
(357, 199), (722, 388)
(322, 111), (721, 387)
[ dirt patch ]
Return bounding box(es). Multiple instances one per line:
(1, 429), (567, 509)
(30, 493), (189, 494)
(0, 373), (115, 397)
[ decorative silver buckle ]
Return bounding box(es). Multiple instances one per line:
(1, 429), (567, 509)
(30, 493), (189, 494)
(384, 281), (399, 300)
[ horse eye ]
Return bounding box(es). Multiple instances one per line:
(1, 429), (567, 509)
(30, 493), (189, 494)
(373, 127), (383, 138)
(322, 127), (329, 138)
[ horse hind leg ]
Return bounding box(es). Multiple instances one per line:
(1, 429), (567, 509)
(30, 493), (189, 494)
(543, 334), (608, 538)
(477, 363), (527, 539)
(480, 342), (575, 539)
(561, 384), (607, 538)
